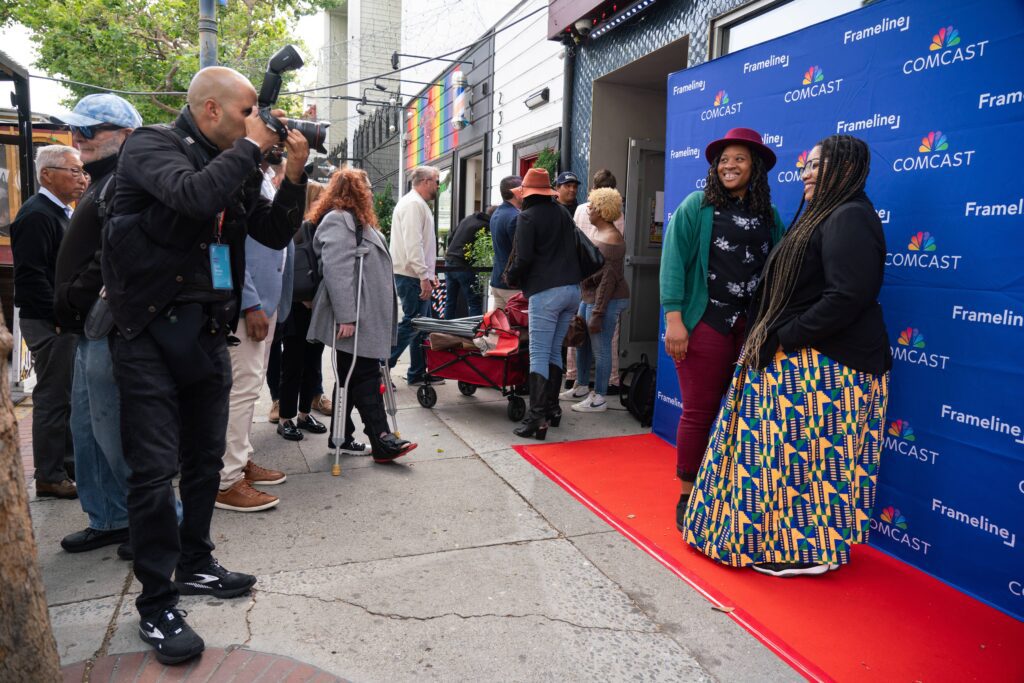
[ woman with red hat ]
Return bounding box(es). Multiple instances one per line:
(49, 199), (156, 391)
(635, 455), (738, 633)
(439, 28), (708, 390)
(659, 127), (786, 530)
(503, 167), (584, 440)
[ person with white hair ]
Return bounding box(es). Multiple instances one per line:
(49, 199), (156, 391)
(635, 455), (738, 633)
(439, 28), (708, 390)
(12, 143), (88, 499)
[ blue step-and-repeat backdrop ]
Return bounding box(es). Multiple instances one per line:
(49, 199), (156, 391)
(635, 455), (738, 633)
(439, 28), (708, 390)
(655, 0), (1023, 620)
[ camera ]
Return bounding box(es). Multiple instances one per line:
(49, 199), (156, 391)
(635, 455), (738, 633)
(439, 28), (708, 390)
(257, 45), (329, 153)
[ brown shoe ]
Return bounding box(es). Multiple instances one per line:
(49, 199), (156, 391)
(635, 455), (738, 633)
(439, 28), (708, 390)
(311, 393), (333, 416)
(215, 479), (279, 512)
(268, 399), (280, 424)
(244, 460), (287, 486)
(36, 479), (78, 499)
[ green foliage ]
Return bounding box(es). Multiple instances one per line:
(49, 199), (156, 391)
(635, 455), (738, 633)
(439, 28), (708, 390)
(9, 0), (339, 124)
(533, 146), (559, 180)
(466, 227), (492, 268)
(373, 182), (396, 243)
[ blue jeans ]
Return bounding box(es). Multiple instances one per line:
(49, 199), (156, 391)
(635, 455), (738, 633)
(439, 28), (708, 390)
(71, 338), (130, 531)
(389, 274), (430, 381)
(576, 298), (629, 395)
(444, 269), (483, 319)
(527, 284), (581, 377)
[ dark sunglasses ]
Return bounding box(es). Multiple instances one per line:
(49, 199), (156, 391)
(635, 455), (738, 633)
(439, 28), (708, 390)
(70, 123), (121, 140)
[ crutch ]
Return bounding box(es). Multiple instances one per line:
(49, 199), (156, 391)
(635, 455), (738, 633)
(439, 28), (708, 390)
(331, 225), (369, 476)
(379, 361), (400, 437)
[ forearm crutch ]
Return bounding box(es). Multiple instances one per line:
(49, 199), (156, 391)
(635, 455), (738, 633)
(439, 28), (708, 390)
(331, 238), (368, 477)
(379, 361), (400, 437)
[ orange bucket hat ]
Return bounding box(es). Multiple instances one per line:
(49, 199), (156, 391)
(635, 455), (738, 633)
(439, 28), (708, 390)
(511, 167), (558, 199)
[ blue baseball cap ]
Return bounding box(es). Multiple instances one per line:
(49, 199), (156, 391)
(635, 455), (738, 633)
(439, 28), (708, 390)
(554, 171), (580, 186)
(60, 93), (143, 129)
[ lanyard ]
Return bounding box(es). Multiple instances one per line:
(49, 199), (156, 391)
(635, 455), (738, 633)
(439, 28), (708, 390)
(215, 211), (226, 244)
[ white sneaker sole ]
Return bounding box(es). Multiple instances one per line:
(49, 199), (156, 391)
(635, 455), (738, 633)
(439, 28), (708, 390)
(750, 563), (831, 578)
(572, 402), (607, 413)
(214, 497), (280, 512)
(247, 475), (287, 486)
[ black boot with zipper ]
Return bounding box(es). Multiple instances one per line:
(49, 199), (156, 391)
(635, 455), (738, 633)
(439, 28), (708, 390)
(545, 363), (564, 427)
(513, 372), (549, 440)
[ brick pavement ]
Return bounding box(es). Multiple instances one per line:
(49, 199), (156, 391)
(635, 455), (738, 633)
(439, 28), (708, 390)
(60, 646), (347, 683)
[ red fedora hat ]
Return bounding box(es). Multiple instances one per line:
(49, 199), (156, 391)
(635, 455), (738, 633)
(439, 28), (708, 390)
(512, 167), (558, 198)
(705, 127), (777, 170)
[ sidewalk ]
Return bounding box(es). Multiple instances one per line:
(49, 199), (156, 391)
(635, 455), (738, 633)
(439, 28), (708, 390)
(26, 356), (797, 682)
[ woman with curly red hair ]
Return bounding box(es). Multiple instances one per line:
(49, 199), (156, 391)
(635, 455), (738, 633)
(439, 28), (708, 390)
(306, 169), (417, 462)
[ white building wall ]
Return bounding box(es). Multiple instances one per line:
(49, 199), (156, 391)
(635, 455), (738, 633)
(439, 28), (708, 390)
(489, 0), (564, 204)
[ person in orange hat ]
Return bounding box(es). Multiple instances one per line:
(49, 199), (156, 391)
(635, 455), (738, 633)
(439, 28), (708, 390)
(502, 168), (583, 440)
(659, 127), (787, 531)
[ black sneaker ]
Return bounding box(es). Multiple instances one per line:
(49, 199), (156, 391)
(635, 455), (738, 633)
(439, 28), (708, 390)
(138, 608), (205, 665)
(675, 493), (690, 532)
(327, 437), (369, 455)
(369, 432), (418, 463)
(751, 562), (831, 578)
(175, 558), (256, 598)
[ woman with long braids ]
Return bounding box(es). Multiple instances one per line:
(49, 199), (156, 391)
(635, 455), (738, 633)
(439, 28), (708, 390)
(660, 128), (786, 530)
(682, 134), (892, 577)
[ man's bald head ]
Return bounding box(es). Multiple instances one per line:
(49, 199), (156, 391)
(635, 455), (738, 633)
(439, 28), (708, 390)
(187, 67), (255, 110)
(186, 67), (259, 151)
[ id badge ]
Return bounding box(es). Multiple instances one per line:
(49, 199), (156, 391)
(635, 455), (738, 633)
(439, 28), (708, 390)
(209, 243), (233, 290)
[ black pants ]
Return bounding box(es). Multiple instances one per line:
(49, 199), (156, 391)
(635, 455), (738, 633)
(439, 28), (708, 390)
(111, 328), (231, 618)
(19, 319), (78, 482)
(266, 322), (284, 401)
(279, 305), (324, 420)
(329, 351), (389, 442)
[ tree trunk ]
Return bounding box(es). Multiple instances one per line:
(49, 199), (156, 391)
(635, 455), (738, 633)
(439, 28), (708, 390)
(0, 303), (61, 681)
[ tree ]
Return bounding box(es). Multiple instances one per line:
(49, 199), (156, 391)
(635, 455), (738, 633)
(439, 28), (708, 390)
(373, 181), (396, 243)
(6, 0), (339, 124)
(533, 147), (559, 179)
(0, 303), (61, 682)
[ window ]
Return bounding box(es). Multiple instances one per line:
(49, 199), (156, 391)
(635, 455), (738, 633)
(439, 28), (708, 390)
(710, 0), (866, 58)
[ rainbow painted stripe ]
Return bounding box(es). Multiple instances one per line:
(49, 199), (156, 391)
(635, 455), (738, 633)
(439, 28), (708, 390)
(405, 70), (461, 167)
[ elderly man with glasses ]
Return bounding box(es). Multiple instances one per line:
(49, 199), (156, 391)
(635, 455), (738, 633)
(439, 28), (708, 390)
(11, 144), (88, 499)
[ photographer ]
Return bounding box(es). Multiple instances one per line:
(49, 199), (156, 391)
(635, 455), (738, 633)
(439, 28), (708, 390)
(101, 66), (308, 665)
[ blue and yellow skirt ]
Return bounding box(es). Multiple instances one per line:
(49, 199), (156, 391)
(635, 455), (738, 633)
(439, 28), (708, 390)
(682, 347), (889, 567)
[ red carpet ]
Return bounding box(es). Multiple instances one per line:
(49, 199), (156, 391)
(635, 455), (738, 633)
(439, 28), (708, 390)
(515, 434), (1024, 682)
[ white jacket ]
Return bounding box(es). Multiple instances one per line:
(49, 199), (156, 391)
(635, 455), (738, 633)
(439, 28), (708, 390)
(389, 190), (436, 280)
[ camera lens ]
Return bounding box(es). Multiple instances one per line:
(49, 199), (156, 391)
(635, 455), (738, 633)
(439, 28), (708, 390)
(284, 118), (330, 154)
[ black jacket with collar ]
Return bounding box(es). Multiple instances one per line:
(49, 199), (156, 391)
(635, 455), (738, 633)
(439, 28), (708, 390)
(11, 191), (70, 321)
(504, 195), (582, 297)
(54, 153), (119, 332)
(101, 107), (306, 339)
(749, 191), (893, 375)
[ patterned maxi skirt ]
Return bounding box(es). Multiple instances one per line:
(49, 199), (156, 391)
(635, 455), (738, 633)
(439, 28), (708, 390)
(682, 347), (889, 567)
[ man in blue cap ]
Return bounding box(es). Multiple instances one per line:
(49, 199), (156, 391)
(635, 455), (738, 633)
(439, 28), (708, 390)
(554, 171), (580, 219)
(54, 93), (145, 556)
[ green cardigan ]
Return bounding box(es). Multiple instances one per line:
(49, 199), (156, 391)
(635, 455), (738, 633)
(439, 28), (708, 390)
(659, 190), (786, 331)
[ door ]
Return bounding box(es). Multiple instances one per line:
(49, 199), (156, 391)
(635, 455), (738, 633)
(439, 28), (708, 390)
(621, 138), (665, 364)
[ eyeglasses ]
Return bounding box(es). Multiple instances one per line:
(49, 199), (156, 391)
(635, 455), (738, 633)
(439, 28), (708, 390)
(70, 124), (120, 140)
(803, 159), (821, 173)
(45, 166), (87, 178)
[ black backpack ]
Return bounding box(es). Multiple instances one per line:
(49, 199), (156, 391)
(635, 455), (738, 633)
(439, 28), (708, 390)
(619, 353), (657, 427)
(291, 219), (321, 302)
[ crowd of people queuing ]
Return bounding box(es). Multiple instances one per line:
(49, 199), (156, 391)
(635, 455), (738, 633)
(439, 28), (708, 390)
(10, 55), (889, 665)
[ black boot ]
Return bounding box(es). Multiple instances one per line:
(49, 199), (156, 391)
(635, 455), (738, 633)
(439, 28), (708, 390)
(513, 372), (549, 440)
(545, 363), (564, 427)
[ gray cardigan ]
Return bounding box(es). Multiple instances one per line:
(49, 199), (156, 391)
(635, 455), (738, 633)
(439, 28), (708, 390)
(307, 209), (398, 359)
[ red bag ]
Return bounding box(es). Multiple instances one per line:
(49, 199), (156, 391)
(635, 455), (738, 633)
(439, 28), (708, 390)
(474, 309), (520, 357)
(503, 292), (529, 328)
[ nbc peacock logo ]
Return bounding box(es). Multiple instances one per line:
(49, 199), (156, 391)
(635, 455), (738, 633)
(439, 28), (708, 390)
(888, 419), (916, 441)
(776, 150), (810, 184)
(897, 327), (926, 348)
(930, 26), (960, 51)
(891, 325), (950, 369)
(701, 89), (743, 121)
(795, 150), (809, 169)
(881, 506), (908, 530)
(802, 66), (824, 85)
(919, 131), (948, 153)
(908, 232), (936, 252)
(714, 90), (729, 106)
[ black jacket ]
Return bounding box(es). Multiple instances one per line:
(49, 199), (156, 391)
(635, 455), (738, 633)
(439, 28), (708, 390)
(102, 108), (306, 339)
(445, 211), (488, 268)
(54, 153), (119, 332)
(11, 192), (70, 321)
(750, 191), (893, 375)
(505, 195), (582, 298)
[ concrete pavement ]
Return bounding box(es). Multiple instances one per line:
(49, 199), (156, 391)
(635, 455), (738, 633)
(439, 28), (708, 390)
(30, 357), (798, 682)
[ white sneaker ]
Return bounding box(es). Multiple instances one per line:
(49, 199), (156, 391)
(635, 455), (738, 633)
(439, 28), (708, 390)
(572, 393), (607, 412)
(559, 384), (590, 400)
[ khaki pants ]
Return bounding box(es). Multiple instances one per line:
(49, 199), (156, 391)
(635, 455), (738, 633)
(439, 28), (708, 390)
(221, 313), (276, 488)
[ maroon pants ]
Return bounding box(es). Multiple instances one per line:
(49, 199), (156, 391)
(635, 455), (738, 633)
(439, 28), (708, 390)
(674, 319), (746, 482)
